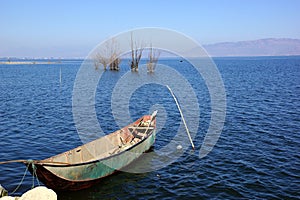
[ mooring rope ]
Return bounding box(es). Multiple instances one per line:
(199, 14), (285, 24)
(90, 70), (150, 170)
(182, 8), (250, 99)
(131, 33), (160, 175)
(0, 158), (73, 195)
(31, 162), (40, 188)
(10, 162), (29, 195)
(5, 160), (42, 194)
(6, 160), (41, 194)
(0, 159), (70, 194)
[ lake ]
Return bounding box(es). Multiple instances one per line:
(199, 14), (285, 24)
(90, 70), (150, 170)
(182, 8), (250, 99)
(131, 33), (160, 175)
(0, 56), (299, 199)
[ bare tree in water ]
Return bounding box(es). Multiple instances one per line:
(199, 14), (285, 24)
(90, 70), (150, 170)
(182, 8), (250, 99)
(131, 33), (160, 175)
(147, 45), (160, 73)
(130, 32), (144, 72)
(93, 38), (121, 71)
(109, 52), (120, 71)
(94, 52), (108, 70)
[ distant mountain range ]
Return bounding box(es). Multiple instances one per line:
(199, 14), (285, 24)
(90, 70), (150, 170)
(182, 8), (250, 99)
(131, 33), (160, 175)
(203, 38), (300, 57)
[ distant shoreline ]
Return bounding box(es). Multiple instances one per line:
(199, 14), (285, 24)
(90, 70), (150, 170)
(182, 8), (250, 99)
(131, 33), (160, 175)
(0, 61), (60, 65)
(0, 55), (299, 65)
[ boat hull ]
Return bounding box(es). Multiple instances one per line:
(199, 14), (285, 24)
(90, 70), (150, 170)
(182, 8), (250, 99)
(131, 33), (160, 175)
(28, 129), (156, 191)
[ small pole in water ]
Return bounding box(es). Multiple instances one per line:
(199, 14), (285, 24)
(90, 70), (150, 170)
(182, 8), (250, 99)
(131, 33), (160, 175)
(166, 85), (195, 150)
(59, 66), (62, 86)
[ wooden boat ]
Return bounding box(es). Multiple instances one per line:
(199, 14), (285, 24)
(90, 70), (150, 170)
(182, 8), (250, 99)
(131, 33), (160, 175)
(26, 111), (157, 191)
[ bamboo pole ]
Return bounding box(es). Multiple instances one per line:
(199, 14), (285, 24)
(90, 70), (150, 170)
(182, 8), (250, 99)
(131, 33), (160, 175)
(0, 159), (70, 165)
(0, 159), (27, 165)
(166, 85), (195, 150)
(59, 67), (62, 86)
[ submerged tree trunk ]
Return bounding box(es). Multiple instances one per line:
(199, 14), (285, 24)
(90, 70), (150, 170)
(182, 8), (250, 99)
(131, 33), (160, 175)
(109, 53), (120, 71)
(147, 46), (160, 73)
(130, 32), (144, 72)
(94, 52), (108, 70)
(93, 38), (121, 71)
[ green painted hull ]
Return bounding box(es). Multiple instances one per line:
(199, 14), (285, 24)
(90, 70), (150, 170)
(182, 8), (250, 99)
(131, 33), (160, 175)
(28, 114), (157, 191)
(46, 130), (155, 181)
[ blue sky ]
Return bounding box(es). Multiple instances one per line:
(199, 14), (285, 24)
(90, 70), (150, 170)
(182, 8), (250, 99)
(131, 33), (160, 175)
(1, 0), (299, 57)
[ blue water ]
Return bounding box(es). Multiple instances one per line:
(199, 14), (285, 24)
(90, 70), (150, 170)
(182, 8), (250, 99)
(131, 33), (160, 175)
(0, 57), (299, 199)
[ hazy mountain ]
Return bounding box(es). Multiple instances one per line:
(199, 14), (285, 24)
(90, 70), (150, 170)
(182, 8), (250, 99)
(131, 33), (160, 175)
(203, 38), (300, 57)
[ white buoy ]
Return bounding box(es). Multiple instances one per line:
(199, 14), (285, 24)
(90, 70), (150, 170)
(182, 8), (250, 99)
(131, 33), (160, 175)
(177, 145), (182, 150)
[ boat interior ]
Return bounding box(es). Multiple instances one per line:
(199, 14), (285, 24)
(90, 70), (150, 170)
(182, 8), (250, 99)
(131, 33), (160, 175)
(42, 115), (156, 165)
